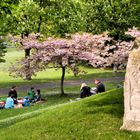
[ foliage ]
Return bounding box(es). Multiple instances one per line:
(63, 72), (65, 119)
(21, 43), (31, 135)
(0, 37), (7, 63)
(0, 0), (19, 34)
(0, 0), (84, 80)
(0, 0), (84, 37)
(71, 32), (132, 69)
(83, 0), (140, 39)
(9, 28), (140, 79)
(125, 27), (140, 38)
(3, 0), (44, 35)
(43, 0), (85, 37)
(9, 33), (83, 78)
(1, 0), (140, 38)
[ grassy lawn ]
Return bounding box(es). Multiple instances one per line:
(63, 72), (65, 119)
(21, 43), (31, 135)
(0, 81), (121, 120)
(0, 47), (132, 140)
(0, 47), (124, 123)
(0, 88), (140, 140)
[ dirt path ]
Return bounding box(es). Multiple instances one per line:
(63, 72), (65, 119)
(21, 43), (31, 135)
(0, 76), (124, 95)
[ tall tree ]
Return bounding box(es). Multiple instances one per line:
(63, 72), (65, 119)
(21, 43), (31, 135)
(4, 0), (45, 80)
(9, 34), (82, 95)
(3, 0), (83, 80)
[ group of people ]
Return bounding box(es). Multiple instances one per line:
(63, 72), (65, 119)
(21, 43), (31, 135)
(1, 79), (105, 109)
(4, 86), (42, 109)
(80, 79), (105, 98)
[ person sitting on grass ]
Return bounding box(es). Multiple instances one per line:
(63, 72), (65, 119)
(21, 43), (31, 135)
(28, 87), (35, 103)
(23, 96), (30, 107)
(34, 89), (42, 102)
(8, 86), (18, 104)
(0, 101), (5, 109)
(80, 83), (91, 98)
(94, 79), (105, 94)
(5, 94), (14, 109)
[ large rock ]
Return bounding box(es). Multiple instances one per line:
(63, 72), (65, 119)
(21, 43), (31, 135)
(121, 36), (140, 131)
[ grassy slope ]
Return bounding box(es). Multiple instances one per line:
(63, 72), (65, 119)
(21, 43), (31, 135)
(0, 89), (140, 140)
(0, 82), (121, 120)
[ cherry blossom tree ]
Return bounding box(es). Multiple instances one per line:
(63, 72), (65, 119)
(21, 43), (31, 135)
(9, 28), (140, 95)
(9, 35), (84, 95)
(71, 32), (134, 72)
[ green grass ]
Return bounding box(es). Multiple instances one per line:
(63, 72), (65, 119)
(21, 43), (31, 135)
(0, 81), (121, 120)
(0, 88), (140, 140)
(0, 47), (128, 139)
(0, 93), (77, 120)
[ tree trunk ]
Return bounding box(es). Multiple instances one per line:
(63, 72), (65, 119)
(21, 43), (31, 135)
(60, 66), (65, 95)
(113, 64), (118, 73)
(37, 0), (43, 33)
(37, 16), (42, 33)
(25, 48), (31, 80)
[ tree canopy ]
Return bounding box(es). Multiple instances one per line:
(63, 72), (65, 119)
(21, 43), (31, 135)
(83, 0), (140, 39)
(0, 0), (140, 38)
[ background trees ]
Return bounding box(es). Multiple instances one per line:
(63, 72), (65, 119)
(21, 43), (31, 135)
(0, 0), (19, 34)
(1, 0), (84, 80)
(1, 0), (140, 37)
(1, 0), (83, 37)
(44, 0), (84, 37)
(83, 0), (140, 39)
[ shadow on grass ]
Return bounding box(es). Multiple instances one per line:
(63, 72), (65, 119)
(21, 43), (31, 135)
(0, 71), (125, 89)
(83, 88), (124, 118)
(70, 71), (125, 80)
(85, 104), (124, 118)
(46, 92), (79, 101)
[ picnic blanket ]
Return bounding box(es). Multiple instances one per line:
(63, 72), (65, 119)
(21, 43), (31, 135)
(0, 101), (5, 106)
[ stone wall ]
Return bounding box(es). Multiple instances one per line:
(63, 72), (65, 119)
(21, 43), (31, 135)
(121, 36), (140, 131)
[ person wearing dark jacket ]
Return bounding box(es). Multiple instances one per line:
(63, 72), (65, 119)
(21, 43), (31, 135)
(8, 86), (18, 104)
(34, 89), (42, 102)
(80, 83), (91, 98)
(94, 79), (105, 93)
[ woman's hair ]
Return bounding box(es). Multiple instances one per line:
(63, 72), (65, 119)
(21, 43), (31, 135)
(80, 83), (87, 90)
(12, 86), (16, 89)
(94, 79), (101, 84)
(94, 79), (100, 82)
(31, 87), (34, 90)
(37, 89), (40, 94)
